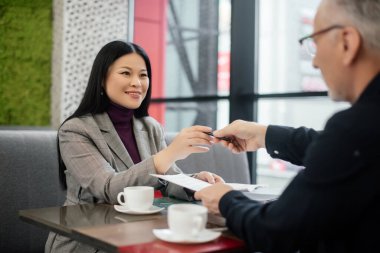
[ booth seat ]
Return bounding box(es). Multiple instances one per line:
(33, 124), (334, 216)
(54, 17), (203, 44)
(0, 130), (65, 253)
(0, 129), (249, 252)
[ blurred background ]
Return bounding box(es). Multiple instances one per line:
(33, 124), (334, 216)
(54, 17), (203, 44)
(0, 0), (349, 190)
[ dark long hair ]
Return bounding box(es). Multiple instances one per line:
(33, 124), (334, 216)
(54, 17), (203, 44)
(58, 41), (152, 189)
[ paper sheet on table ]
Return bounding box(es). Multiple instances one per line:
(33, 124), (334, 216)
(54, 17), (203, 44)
(150, 174), (266, 192)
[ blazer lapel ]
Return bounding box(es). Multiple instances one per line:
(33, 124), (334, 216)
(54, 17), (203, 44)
(133, 118), (151, 161)
(94, 113), (134, 169)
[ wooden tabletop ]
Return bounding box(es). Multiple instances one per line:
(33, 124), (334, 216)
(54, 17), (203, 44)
(19, 199), (246, 252)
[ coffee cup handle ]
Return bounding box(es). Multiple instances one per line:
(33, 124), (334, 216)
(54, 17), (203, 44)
(117, 192), (126, 206)
(191, 216), (203, 236)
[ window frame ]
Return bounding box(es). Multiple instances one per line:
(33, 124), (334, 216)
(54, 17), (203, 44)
(150, 0), (329, 183)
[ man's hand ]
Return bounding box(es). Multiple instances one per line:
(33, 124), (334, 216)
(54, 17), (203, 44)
(212, 120), (268, 153)
(194, 183), (233, 214)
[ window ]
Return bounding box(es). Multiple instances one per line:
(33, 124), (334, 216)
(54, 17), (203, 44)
(135, 0), (350, 187)
(134, 0), (231, 132)
(162, 0), (231, 131)
(256, 97), (348, 189)
(255, 0), (350, 189)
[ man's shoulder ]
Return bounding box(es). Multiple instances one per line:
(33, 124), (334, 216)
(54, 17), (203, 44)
(328, 101), (380, 128)
(324, 102), (380, 146)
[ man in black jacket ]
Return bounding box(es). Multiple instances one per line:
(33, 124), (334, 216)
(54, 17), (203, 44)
(195, 0), (380, 252)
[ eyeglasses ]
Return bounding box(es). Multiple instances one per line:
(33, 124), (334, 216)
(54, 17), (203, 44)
(298, 25), (344, 57)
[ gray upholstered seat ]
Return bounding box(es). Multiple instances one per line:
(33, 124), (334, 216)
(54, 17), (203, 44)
(165, 132), (250, 184)
(0, 130), (66, 253)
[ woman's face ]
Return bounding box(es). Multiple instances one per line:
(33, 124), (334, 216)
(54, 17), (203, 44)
(105, 53), (149, 109)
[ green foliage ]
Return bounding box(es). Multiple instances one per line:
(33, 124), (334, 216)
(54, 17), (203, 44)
(0, 0), (52, 125)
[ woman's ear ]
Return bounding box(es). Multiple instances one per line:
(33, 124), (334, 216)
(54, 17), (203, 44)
(341, 26), (361, 66)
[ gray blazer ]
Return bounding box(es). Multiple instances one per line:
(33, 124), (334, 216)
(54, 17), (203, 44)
(45, 112), (189, 253)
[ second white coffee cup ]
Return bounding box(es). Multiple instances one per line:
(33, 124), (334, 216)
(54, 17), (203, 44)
(117, 186), (154, 211)
(168, 204), (208, 239)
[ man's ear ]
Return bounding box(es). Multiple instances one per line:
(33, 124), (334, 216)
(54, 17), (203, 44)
(341, 26), (361, 66)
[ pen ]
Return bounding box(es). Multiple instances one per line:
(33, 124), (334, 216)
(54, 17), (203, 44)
(205, 132), (232, 142)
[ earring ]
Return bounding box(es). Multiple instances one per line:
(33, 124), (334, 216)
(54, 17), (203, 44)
(100, 91), (104, 96)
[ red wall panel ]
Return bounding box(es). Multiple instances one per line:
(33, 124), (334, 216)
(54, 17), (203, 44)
(134, 0), (167, 124)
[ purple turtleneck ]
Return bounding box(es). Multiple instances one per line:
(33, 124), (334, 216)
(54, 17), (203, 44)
(107, 103), (142, 164)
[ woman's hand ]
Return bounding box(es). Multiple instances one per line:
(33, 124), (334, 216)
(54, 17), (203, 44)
(153, 125), (213, 174)
(167, 125), (213, 160)
(194, 171), (225, 184)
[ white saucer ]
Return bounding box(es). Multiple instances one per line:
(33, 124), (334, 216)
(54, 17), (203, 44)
(153, 229), (221, 244)
(114, 205), (164, 215)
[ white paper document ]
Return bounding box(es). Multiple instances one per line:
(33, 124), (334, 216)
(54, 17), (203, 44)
(150, 174), (266, 192)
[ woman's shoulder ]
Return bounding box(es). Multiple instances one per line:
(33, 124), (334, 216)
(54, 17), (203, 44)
(61, 114), (95, 128)
(59, 114), (100, 136)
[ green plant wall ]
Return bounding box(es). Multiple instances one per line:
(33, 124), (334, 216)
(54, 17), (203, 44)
(0, 0), (52, 125)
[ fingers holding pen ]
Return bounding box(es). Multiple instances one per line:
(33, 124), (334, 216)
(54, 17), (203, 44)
(167, 125), (215, 161)
(210, 132), (246, 153)
(171, 120), (266, 158)
(183, 125), (214, 145)
(175, 126), (211, 141)
(173, 124), (247, 153)
(228, 139), (246, 153)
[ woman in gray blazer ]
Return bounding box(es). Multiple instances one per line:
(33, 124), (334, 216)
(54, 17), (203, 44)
(45, 41), (223, 253)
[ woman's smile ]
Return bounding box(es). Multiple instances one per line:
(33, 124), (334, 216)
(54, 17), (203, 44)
(125, 90), (142, 99)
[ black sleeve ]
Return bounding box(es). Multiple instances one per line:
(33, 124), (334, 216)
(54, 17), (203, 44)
(265, 125), (320, 165)
(219, 190), (302, 252)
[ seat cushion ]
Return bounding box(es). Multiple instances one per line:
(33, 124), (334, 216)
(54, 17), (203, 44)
(0, 130), (66, 252)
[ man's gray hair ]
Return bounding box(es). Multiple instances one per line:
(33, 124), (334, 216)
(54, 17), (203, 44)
(333, 0), (380, 50)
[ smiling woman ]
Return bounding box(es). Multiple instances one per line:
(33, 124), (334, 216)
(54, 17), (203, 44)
(45, 41), (223, 253)
(105, 53), (150, 110)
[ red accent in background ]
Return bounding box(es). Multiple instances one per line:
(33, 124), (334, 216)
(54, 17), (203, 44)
(134, 0), (167, 125)
(217, 51), (230, 92)
(301, 16), (314, 25)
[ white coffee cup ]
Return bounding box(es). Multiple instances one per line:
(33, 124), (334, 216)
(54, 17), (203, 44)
(168, 204), (208, 239)
(117, 186), (154, 211)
